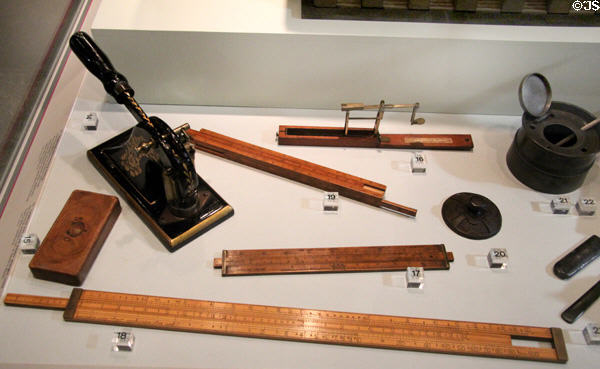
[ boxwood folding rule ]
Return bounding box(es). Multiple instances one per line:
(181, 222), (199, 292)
(5, 289), (567, 363)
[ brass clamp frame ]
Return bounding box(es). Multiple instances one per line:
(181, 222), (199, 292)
(341, 100), (424, 136)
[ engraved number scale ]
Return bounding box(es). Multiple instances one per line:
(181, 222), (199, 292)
(188, 128), (417, 217)
(213, 244), (454, 276)
(5, 289), (567, 363)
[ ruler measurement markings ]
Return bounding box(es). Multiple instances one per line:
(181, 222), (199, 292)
(77, 306), (307, 330)
(77, 291), (550, 341)
(4, 293), (69, 309)
(223, 262), (449, 275)
(91, 292), (528, 334)
(72, 307), (557, 361)
(222, 254), (449, 264)
(79, 301), (446, 334)
(80, 308), (528, 351)
(223, 260), (448, 269)
(224, 245), (447, 257)
(82, 290), (553, 339)
(222, 252), (448, 263)
(190, 129), (404, 208)
(219, 245), (452, 275)
(5, 290), (565, 362)
(75, 303), (510, 346)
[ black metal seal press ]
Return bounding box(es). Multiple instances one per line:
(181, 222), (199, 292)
(69, 32), (233, 251)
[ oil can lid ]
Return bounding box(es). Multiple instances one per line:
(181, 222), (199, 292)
(518, 73), (552, 117)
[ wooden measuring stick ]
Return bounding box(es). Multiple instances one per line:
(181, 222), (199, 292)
(188, 128), (417, 217)
(213, 244), (454, 276)
(278, 126), (473, 150)
(4, 289), (567, 363)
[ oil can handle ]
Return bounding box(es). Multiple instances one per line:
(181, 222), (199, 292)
(69, 31), (134, 104)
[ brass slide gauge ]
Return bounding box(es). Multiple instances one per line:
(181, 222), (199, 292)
(277, 101), (474, 150)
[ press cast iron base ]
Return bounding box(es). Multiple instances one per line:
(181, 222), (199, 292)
(88, 123), (233, 252)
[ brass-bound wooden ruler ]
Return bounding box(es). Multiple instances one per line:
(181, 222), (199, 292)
(214, 244), (454, 276)
(278, 126), (474, 150)
(188, 128), (417, 217)
(4, 289), (567, 363)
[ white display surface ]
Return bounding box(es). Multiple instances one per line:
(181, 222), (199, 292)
(1, 75), (599, 368)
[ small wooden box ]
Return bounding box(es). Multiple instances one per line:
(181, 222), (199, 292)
(29, 190), (121, 285)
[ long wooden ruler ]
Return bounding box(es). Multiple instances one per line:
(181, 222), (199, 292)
(187, 129), (417, 217)
(213, 244), (454, 276)
(5, 289), (567, 363)
(278, 126), (474, 150)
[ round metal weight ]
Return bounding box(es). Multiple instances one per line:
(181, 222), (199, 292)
(441, 192), (502, 240)
(506, 102), (599, 194)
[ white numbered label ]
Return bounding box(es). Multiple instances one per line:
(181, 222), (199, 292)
(576, 197), (596, 216)
(406, 267), (425, 288)
(84, 112), (99, 131)
(19, 233), (39, 254)
(112, 331), (135, 352)
(583, 323), (600, 345)
(487, 248), (508, 269)
(550, 197), (571, 214)
(410, 153), (427, 173)
(323, 192), (339, 213)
